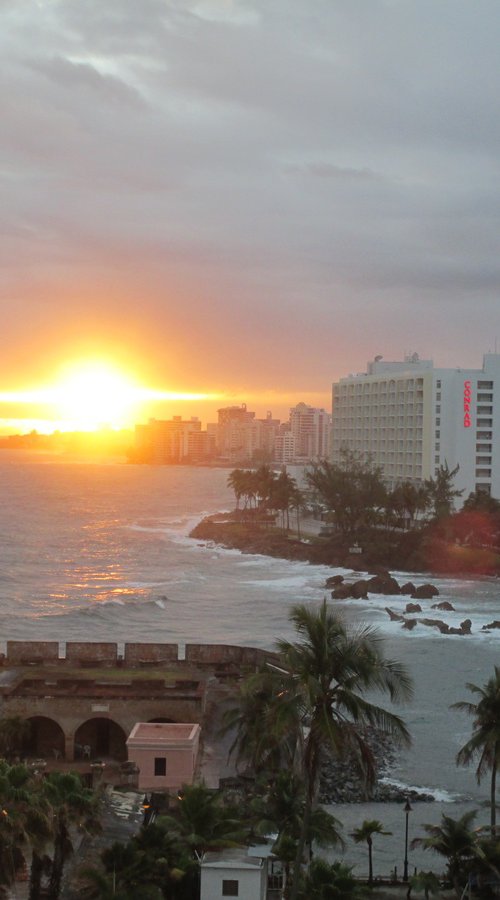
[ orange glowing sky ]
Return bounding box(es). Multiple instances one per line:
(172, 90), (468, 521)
(2, 1), (499, 435)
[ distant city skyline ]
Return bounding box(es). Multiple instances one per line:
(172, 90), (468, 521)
(2, 2), (500, 434)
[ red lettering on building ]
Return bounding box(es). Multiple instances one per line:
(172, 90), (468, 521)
(464, 380), (472, 427)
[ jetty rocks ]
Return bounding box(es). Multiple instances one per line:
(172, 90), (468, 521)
(319, 727), (434, 804)
(326, 571), (439, 602)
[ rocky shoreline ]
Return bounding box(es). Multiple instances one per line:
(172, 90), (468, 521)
(320, 728), (435, 805)
(190, 512), (500, 576)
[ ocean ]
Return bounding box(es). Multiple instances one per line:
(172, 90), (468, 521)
(1, 450), (499, 877)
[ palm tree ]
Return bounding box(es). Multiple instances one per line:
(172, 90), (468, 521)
(351, 819), (391, 885)
(452, 666), (500, 835)
(227, 469), (245, 510)
(277, 600), (412, 900)
(42, 771), (98, 900)
(299, 858), (365, 899)
(0, 760), (52, 899)
(407, 870), (441, 898)
(411, 810), (479, 898)
(222, 667), (301, 775)
(158, 782), (247, 860)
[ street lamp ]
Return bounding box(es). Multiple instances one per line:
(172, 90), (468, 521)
(403, 797), (413, 883)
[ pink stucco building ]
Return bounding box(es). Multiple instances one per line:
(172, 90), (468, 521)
(126, 722), (201, 791)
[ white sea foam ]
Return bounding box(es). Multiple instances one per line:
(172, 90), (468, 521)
(380, 777), (458, 803)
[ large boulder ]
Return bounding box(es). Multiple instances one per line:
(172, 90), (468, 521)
(405, 602), (422, 614)
(366, 574), (401, 595)
(411, 583), (439, 600)
(402, 618), (418, 630)
(482, 621), (500, 631)
(351, 579), (369, 599)
(401, 582), (416, 595)
(325, 574), (344, 588)
(331, 584), (353, 600)
(431, 601), (455, 611)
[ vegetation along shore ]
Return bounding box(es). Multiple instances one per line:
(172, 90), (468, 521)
(190, 456), (500, 575)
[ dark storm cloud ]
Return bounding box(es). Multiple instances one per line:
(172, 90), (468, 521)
(1, 0), (500, 388)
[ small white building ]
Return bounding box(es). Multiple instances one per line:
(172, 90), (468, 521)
(126, 722), (201, 792)
(200, 847), (283, 900)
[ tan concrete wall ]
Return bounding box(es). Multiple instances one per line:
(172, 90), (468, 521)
(185, 644), (277, 667)
(124, 643), (178, 666)
(7, 641), (59, 665)
(66, 642), (118, 666)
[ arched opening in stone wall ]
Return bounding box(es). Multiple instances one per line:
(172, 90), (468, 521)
(24, 716), (65, 759)
(147, 717), (175, 723)
(74, 718), (127, 761)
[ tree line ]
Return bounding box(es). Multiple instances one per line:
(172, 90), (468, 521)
(227, 453), (500, 542)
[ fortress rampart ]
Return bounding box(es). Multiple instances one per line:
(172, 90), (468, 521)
(1, 640), (274, 669)
(0, 641), (278, 764)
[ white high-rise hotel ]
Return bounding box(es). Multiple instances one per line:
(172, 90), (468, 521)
(332, 353), (500, 500)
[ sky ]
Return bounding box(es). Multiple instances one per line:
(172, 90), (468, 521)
(1, 0), (500, 431)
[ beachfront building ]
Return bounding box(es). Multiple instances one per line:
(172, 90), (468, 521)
(289, 402), (331, 462)
(216, 405), (280, 463)
(332, 353), (500, 501)
(135, 417), (209, 463)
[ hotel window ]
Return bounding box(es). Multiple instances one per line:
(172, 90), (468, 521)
(222, 881), (239, 897)
(154, 757), (167, 776)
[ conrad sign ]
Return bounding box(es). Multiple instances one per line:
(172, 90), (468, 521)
(463, 380), (472, 428)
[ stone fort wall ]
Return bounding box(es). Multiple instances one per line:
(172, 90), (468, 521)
(2, 640), (276, 668)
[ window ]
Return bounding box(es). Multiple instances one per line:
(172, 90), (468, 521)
(154, 757), (166, 776)
(222, 880), (239, 897)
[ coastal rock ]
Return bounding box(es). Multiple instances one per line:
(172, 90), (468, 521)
(331, 584), (353, 600)
(325, 574), (344, 587)
(482, 620), (500, 630)
(402, 618), (418, 630)
(351, 579), (369, 599)
(319, 726), (435, 804)
(366, 574), (401, 595)
(419, 618), (450, 634)
(459, 618), (472, 634)
(412, 583), (439, 600)
(401, 582), (416, 595)
(405, 602), (422, 614)
(385, 608), (405, 622)
(431, 601), (455, 611)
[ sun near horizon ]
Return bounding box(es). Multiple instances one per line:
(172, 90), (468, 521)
(0, 360), (218, 435)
